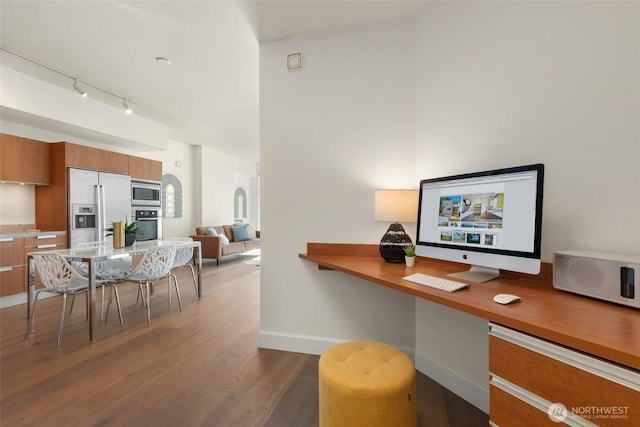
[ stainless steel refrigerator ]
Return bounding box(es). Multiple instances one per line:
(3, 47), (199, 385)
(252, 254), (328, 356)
(69, 168), (132, 248)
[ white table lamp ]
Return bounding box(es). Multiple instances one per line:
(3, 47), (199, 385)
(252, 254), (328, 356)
(374, 189), (418, 263)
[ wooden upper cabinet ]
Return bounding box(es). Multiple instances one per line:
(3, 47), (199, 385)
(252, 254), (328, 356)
(64, 142), (128, 174)
(129, 156), (162, 181)
(0, 134), (51, 184)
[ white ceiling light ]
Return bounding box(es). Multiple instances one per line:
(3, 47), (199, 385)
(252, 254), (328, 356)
(122, 99), (132, 114)
(72, 78), (87, 97)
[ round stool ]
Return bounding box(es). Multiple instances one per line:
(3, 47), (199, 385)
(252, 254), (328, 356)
(319, 340), (416, 427)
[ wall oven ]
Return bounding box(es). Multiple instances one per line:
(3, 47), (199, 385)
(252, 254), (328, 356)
(132, 207), (162, 241)
(131, 180), (162, 206)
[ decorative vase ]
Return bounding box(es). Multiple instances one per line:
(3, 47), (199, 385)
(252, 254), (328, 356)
(112, 222), (125, 248)
(378, 223), (413, 263)
(405, 256), (415, 267)
(125, 233), (136, 247)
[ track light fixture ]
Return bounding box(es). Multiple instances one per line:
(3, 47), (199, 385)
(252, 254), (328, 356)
(1, 46), (136, 114)
(72, 78), (87, 97)
(122, 99), (132, 114)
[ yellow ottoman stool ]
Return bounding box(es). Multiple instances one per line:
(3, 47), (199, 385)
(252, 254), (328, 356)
(319, 340), (417, 427)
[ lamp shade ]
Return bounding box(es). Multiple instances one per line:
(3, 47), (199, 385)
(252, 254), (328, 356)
(374, 190), (418, 223)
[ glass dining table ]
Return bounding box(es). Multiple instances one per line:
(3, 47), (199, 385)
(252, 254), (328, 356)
(26, 240), (202, 343)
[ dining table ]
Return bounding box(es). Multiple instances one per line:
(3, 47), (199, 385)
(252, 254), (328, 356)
(26, 239), (202, 343)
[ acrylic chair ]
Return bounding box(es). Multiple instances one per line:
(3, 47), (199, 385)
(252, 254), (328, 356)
(116, 245), (179, 326)
(170, 237), (198, 295)
(25, 253), (90, 347)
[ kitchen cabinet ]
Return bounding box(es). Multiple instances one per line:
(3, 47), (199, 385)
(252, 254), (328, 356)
(64, 143), (129, 174)
(0, 134), (51, 185)
(129, 155), (162, 181)
(35, 141), (162, 241)
(0, 237), (25, 296)
(0, 233), (65, 296)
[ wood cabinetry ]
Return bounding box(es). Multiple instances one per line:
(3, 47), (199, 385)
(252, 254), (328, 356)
(0, 233), (65, 296)
(489, 324), (639, 426)
(0, 134), (51, 184)
(64, 143), (129, 174)
(128, 155), (162, 181)
(0, 237), (26, 296)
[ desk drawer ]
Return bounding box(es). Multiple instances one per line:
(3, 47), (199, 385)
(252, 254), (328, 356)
(490, 384), (563, 427)
(489, 324), (639, 426)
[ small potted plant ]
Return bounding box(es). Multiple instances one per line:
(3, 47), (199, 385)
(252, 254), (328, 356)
(404, 245), (416, 267)
(123, 220), (138, 247)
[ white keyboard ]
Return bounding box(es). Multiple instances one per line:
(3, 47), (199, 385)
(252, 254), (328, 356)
(402, 273), (469, 292)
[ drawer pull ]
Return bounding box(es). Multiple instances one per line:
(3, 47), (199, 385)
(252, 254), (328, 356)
(36, 244), (57, 249)
(0, 237), (14, 242)
(490, 375), (597, 427)
(0, 266), (12, 272)
(36, 235), (56, 239)
(489, 323), (640, 391)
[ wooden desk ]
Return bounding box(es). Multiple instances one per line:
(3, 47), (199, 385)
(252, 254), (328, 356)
(300, 243), (640, 426)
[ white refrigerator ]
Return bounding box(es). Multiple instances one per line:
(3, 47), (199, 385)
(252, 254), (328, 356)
(69, 168), (132, 248)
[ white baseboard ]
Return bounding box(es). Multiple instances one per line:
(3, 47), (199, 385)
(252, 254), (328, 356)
(1, 292), (28, 309)
(257, 329), (415, 360)
(257, 329), (488, 414)
(415, 350), (489, 414)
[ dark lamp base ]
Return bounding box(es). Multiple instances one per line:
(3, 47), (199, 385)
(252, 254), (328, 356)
(379, 223), (413, 263)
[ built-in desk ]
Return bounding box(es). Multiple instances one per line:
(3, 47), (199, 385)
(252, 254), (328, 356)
(300, 243), (639, 426)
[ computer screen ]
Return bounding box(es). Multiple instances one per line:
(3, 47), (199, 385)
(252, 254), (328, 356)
(415, 164), (544, 282)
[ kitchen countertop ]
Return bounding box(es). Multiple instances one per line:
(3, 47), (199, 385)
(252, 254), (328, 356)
(0, 230), (66, 239)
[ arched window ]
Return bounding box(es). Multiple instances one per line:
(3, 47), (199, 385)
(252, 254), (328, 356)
(234, 187), (247, 220)
(162, 174), (183, 218)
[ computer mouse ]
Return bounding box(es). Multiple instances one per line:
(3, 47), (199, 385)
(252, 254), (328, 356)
(493, 294), (521, 305)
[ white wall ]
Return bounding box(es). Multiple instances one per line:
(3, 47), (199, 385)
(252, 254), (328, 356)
(0, 183), (34, 224)
(414, 1), (640, 259)
(411, 2), (639, 411)
(195, 145), (259, 227)
(259, 1), (639, 413)
(260, 19), (417, 355)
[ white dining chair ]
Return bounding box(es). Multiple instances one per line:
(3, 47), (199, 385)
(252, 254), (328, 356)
(116, 245), (179, 326)
(71, 240), (132, 325)
(170, 237), (198, 295)
(25, 253), (89, 347)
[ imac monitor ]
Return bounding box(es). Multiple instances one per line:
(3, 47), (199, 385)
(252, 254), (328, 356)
(416, 164), (544, 282)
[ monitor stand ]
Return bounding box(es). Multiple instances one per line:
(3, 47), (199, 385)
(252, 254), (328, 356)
(448, 265), (500, 283)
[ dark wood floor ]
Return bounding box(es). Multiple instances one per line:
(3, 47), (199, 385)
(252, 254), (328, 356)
(1, 257), (488, 426)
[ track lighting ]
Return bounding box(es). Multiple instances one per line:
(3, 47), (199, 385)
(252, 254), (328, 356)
(1, 46), (137, 114)
(123, 99), (132, 114)
(72, 79), (87, 97)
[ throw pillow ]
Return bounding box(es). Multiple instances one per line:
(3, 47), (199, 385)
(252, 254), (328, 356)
(247, 224), (257, 240)
(219, 233), (230, 245)
(207, 227), (218, 236)
(231, 224), (251, 242)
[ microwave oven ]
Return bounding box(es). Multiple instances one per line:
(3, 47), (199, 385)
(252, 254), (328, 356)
(131, 180), (161, 206)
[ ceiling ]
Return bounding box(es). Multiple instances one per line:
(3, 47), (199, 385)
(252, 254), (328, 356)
(0, 1), (427, 161)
